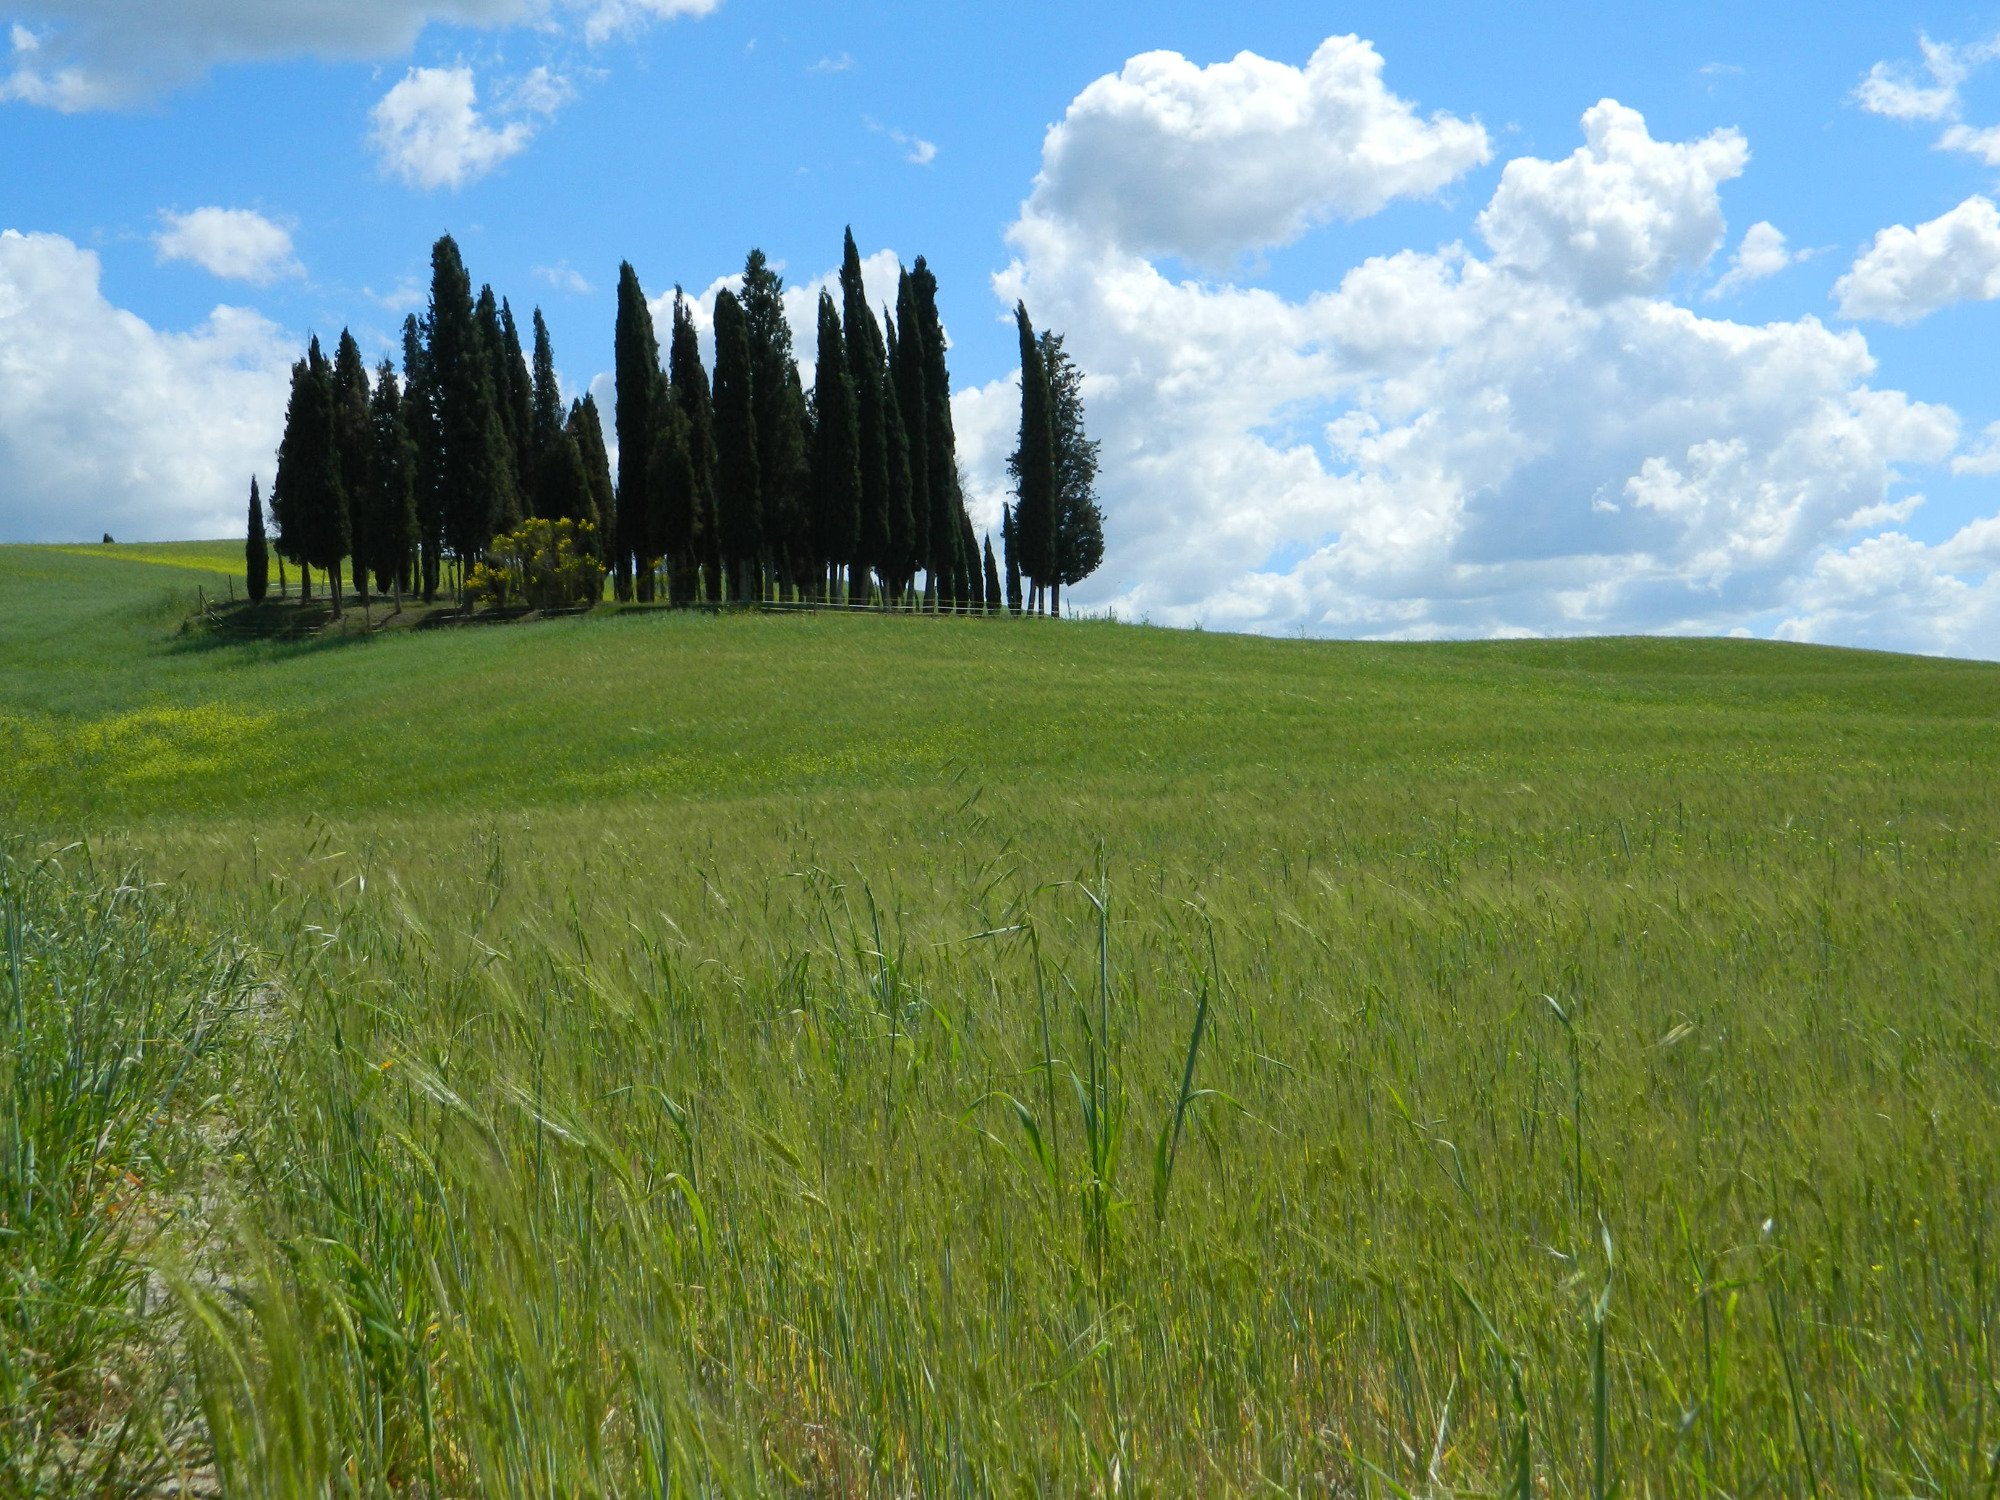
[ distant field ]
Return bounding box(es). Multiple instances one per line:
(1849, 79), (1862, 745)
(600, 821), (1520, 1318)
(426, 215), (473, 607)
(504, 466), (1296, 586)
(5, 541), (2000, 1496)
(45, 537), (248, 579)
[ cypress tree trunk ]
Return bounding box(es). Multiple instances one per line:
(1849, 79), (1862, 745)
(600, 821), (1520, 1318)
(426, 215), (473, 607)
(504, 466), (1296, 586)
(1051, 581), (1061, 619)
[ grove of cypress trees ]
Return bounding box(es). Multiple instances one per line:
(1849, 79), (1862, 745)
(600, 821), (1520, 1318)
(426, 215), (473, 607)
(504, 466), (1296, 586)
(911, 258), (963, 610)
(427, 240), (511, 598)
(742, 250), (811, 597)
(245, 476), (268, 603)
(369, 362), (420, 604)
(1010, 302), (1057, 613)
(810, 290), (860, 600)
(711, 288), (763, 601)
(612, 262), (660, 600)
(669, 291), (720, 600)
(273, 337), (348, 610)
(983, 534), (1001, 616)
(331, 329), (375, 611)
(839, 230), (889, 601)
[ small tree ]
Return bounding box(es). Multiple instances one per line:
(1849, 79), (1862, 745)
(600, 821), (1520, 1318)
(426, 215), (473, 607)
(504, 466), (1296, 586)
(468, 518), (606, 611)
(983, 534), (1001, 616)
(245, 477), (269, 604)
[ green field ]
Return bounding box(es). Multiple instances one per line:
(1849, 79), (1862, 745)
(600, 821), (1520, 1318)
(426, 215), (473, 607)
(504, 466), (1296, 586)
(5, 541), (2000, 1496)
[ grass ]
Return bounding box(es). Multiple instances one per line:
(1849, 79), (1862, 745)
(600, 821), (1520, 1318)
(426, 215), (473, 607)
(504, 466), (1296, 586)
(3, 540), (2000, 1495)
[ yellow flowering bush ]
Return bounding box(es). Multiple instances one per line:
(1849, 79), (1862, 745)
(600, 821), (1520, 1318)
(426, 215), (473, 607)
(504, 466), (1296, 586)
(469, 518), (604, 611)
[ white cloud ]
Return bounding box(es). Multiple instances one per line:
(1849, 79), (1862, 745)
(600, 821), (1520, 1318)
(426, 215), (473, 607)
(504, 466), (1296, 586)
(535, 263), (593, 295)
(1855, 35), (1983, 122)
(0, 228), (293, 542)
(1952, 420), (2000, 476)
(0, 0), (717, 109)
(866, 118), (936, 167)
(1835, 196), (2000, 325)
(1775, 520), (2000, 655)
(1029, 35), (1489, 267)
(809, 51), (853, 75)
(970, 57), (1975, 651)
(153, 207), (302, 285)
(370, 65), (535, 191)
(1477, 100), (1746, 303)
(1706, 220), (1795, 300)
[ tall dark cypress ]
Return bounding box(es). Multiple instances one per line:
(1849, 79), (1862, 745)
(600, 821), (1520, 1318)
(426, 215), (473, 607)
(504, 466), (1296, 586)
(881, 319), (916, 602)
(402, 313), (444, 600)
(1011, 302), (1058, 613)
(530, 309), (565, 481)
(711, 288), (763, 601)
(810, 291), (861, 599)
(647, 390), (695, 603)
(957, 506), (982, 614)
(612, 262), (661, 599)
(983, 534), (1001, 617)
(891, 270), (931, 602)
(245, 476), (269, 604)
(499, 299), (536, 489)
(369, 362), (420, 601)
(1042, 331), (1106, 614)
(572, 394), (615, 555)
(1003, 504), (1023, 614)
(475, 287), (524, 534)
(668, 292), (720, 599)
(910, 258), (962, 609)
(839, 230), (889, 599)
(331, 329), (374, 609)
(742, 250), (811, 597)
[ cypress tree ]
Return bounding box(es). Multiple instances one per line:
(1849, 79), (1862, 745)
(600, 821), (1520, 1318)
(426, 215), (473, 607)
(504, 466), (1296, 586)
(530, 308), (565, 490)
(245, 477), (269, 604)
(910, 258), (962, 610)
(1043, 332), (1105, 616)
(957, 506), (982, 613)
(711, 288), (763, 601)
(668, 292), (720, 600)
(538, 429), (594, 540)
(475, 287), (524, 534)
(572, 395), (615, 556)
(369, 362), (420, 604)
(1010, 302), (1058, 613)
(882, 319), (916, 603)
(1003, 503), (1023, 614)
(499, 299), (536, 489)
(331, 329), (374, 611)
(839, 230), (889, 600)
(612, 262), (661, 600)
(402, 313), (444, 601)
(891, 270), (931, 604)
(742, 249), (811, 598)
(983, 534), (1001, 617)
(809, 291), (860, 600)
(647, 391), (696, 604)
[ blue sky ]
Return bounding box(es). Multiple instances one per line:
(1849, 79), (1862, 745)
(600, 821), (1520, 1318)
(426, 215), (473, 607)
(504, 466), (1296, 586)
(8, 1), (2000, 654)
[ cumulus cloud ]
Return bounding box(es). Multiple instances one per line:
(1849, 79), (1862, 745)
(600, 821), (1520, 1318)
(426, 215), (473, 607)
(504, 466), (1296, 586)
(1775, 520), (2000, 655)
(973, 48), (1973, 652)
(0, 228), (293, 542)
(1706, 220), (1795, 300)
(1855, 34), (1986, 122)
(153, 207), (302, 285)
(1028, 35), (1489, 267)
(0, 0), (718, 109)
(1835, 196), (2000, 324)
(1477, 100), (1746, 302)
(370, 65), (536, 190)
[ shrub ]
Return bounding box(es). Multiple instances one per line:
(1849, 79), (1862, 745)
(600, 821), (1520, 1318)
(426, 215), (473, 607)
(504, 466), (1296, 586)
(470, 518), (605, 612)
